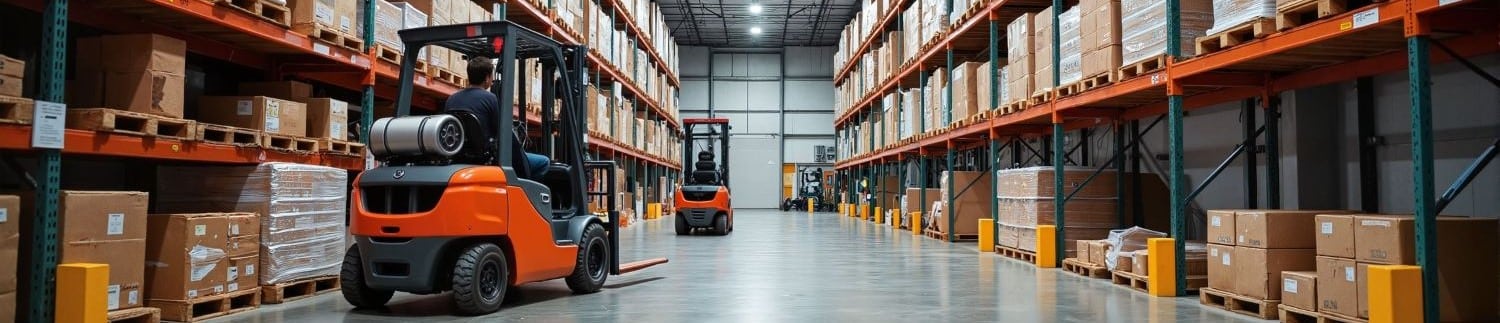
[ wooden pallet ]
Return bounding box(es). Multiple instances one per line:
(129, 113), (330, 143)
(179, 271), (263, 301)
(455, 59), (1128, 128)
(0, 95), (34, 124)
(261, 275), (341, 304)
(319, 139), (367, 155)
(66, 108), (197, 140)
(999, 99), (1028, 115)
(260, 133), (319, 152)
(294, 23), (364, 52)
(1028, 90), (1054, 106)
(152, 288), (260, 322)
(375, 44), (403, 65)
(1196, 18), (1277, 55)
(1118, 55), (1168, 80)
(1200, 287), (1280, 320)
(109, 307), (161, 323)
(430, 66), (467, 86)
(1276, 0), (1350, 31)
(219, 0), (290, 27)
(1110, 270), (1209, 293)
(1318, 312), (1368, 323)
(196, 124), (262, 146)
(995, 245), (1037, 262)
(1064, 72), (1115, 96)
(1278, 305), (1367, 323)
(1061, 258), (1110, 278)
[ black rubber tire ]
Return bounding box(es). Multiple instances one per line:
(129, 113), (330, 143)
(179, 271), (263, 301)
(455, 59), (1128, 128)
(565, 223), (610, 293)
(675, 213), (690, 235)
(340, 245), (394, 309)
(451, 243), (508, 316)
(714, 213), (730, 235)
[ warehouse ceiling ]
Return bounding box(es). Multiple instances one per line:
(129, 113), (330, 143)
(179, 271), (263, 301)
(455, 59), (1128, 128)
(660, 0), (860, 47)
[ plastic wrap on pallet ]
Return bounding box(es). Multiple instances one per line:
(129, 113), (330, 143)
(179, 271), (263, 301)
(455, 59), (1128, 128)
(154, 163), (347, 285)
(995, 166), (1119, 198)
(1207, 0), (1276, 34)
(1120, 0), (1214, 66)
(998, 64), (1011, 104)
(949, 0), (969, 25)
(1058, 7), (1083, 85)
(995, 197), (1119, 229)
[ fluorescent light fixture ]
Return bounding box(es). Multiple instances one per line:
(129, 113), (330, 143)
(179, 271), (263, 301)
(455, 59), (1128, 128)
(750, 26), (763, 34)
(749, 3), (763, 13)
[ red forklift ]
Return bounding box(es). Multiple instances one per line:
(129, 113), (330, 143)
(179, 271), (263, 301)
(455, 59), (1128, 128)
(673, 118), (733, 235)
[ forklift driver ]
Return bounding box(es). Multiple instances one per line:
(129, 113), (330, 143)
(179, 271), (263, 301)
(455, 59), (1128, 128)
(445, 56), (549, 177)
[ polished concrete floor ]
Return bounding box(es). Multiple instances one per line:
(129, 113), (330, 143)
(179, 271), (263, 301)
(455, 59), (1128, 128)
(213, 209), (1267, 322)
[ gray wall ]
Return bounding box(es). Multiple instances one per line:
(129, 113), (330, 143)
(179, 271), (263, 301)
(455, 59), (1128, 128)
(679, 46), (838, 208)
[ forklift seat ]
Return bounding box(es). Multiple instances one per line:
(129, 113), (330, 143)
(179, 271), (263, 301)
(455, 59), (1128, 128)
(692, 151), (721, 185)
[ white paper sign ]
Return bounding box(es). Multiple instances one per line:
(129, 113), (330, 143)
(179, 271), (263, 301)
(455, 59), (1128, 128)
(1352, 9), (1379, 29)
(0, 208), (7, 223)
(1284, 279), (1298, 293)
(107, 285), (121, 310)
(1321, 222), (1334, 235)
(31, 100), (66, 149)
(107, 213), (125, 235)
(1345, 267), (1356, 281)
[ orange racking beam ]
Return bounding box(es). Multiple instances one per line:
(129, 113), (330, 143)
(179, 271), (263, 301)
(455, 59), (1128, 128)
(1171, 0), (1411, 78)
(4, 0), (273, 69)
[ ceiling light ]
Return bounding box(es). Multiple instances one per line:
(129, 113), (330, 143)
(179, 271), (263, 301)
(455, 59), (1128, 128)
(749, 3), (763, 14)
(750, 26), (763, 34)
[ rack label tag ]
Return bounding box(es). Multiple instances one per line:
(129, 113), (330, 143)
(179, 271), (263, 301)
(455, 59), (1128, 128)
(31, 100), (66, 149)
(1351, 8), (1379, 30)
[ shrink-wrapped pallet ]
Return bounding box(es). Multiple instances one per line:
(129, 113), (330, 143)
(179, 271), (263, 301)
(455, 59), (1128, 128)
(994, 167), (1120, 252)
(155, 163), (347, 285)
(1034, 6), (1082, 93)
(1079, 0), (1122, 78)
(1207, 0), (1275, 34)
(1059, 6), (1083, 85)
(1120, 0), (1213, 66)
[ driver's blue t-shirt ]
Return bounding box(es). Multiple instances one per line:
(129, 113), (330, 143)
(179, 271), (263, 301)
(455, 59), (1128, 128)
(444, 87), (501, 140)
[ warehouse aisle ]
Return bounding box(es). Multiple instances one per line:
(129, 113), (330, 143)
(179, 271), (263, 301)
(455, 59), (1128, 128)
(213, 210), (1262, 322)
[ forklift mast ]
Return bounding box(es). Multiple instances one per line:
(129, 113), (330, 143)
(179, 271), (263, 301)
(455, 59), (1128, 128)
(681, 118), (731, 187)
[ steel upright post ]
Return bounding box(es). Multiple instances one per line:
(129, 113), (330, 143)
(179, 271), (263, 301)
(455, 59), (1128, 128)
(1166, 0), (1187, 296)
(1408, 34), (1439, 323)
(29, 0), (68, 320)
(946, 144), (956, 242)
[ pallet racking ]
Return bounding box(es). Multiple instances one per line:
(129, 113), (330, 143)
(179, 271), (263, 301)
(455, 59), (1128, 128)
(2, 0), (685, 319)
(830, 0), (1497, 321)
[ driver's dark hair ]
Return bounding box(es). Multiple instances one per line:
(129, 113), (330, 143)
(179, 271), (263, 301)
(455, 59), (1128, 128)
(467, 56), (494, 84)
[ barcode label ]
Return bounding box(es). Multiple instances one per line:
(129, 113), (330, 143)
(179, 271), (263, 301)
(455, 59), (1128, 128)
(1352, 8), (1379, 29)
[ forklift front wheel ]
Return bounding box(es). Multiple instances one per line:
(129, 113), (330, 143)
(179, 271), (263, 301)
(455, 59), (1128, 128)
(565, 223), (609, 293)
(340, 245), (394, 309)
(451, 243), (509, 315)
(714, 213), (730, 235)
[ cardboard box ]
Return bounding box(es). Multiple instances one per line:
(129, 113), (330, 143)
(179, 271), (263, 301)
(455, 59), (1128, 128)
(1114, 251), (1134, 271)
(394, 2), (429, 61)
(1076, 240), (1092, 264)
(335, 0), (360, 34)
(1206, 209), (1238, 245)
(0, 291), (12, 323)
(227, 213), (260, 257)
(0, 55), (21, 97)
(1234, 247), (1315, 300)
(305, 98), (349, 140)
(290, 0), (338, 28)
(146, 213), (230, 301)
(1088, 240), (1111, 266)
(238, 81), (313, 103)
(1207, 243), (1234, 292)
(227, 255), (258, 294)
(374, 0), (404, 49)
(1315, 214), (1354, 258)
(73, 34), (186, 118)
(936, 171), (992, 236)
(60, 191), (148, 310)
(1281, 271), (1317, 312)
(0, 195), (18, 295)
(1236, 210), (1344, 249)
(903, 188), (941, 213)
(198, 96), (308, 136)
(1316, 256), (1358, 316)
(1352, 215), (1499, 321)
(1132, 251), (1148, 275)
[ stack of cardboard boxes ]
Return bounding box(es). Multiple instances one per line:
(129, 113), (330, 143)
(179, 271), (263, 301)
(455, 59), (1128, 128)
(927, 171), (992, 236)
(1006, 13), (1034, 106)
(995, 167), (1117, 254)
(1299, 214), (1499, 321)
(0, 195), (19, 320)
(1032, 6), (1082, 96)
(144, 212), (260, 320)
(73, 34), (186, 119)
(200, 80), (350, 142)
(0, 55), (22, 98)
(1079, 0), (1122, 80)
(289, 0), (363, 42)
(1206, 0), (1276, 35)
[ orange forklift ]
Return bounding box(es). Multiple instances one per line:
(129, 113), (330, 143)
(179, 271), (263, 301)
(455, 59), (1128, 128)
(674, 118), (734, 235)
(342, 21), (665, 315)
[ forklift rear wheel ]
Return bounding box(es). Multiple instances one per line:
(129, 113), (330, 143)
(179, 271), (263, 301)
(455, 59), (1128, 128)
(565, 223), (609, 293)
(340, 245), (394, 308)
(451, 243), (508, 315)
(714, 213), (729, 235)
(675, 214), (689, 235)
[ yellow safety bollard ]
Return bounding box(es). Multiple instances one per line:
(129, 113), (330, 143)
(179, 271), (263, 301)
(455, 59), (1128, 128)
(1036, 225), (1057, 268)
(893, 209), (902, 229)
(911, 212), (922, 235)
(58, 263), (110, 323)
(807, 198), (814, 214)
(978, 219), (994, 252)
(874, 207), (883, 223)
(1147, 238), (1176, 297)
(1367, 265), (1422, 323)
